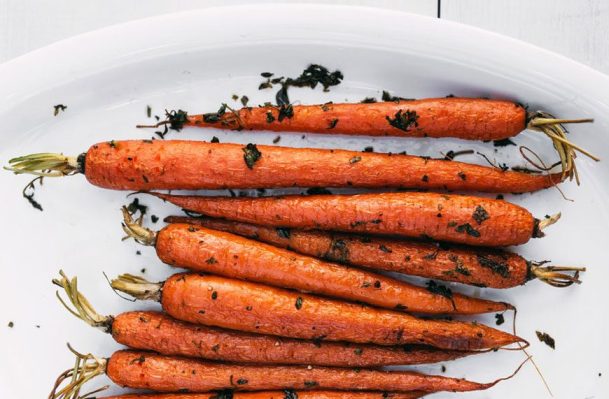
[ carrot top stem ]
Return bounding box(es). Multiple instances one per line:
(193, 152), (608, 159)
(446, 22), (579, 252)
(531, 264), (586, 287)
(121, 206), (157, 246)
(110, 273), (162, 301)
(527, 111), (599, 184)
(48, 344), (108, 399)
(4, 153), (81, 177)
(52, 270), (113, 333)
(533, 212), (561, 238)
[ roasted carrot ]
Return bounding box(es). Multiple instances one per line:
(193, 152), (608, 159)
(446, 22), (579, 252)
(53, 271), (473, 367)
(6, 140), (565, 193)
(50, 348), (524, 398)
(110, 272), (525, 351)
(150, 192), (558, 247)
(98, 391), (427, 399)
(122, 209), (510, 314)
(166, 216), (584, 288)
(140, 98), (598, 181)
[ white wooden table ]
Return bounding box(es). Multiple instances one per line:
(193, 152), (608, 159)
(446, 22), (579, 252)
(1, 0), (607, 74)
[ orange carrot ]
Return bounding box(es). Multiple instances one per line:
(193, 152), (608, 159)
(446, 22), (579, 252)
(110, 273), (526, 351)
(166, 216), (584, 289)
(140, 98), (597, 180)
(50, 349), (523, 397)
(53, 271), (474, 367)
(98, 391), (427, 399)
(122, 210), (510, 314)
(6, 140), (564, 193)
(150, 192), (559, 247)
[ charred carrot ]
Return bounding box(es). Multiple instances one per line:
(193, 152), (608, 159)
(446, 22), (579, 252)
(98, 391), (426, 399)
(6, 140), (565, 193)
(166, 216), (584, 288)
(50, 348), (525, 398)
(53, 271), (473, 367)
(110, 272), (525, 351)
(150, 192), (558, 247)
(122, 209), (510, 314)
(141, 98), (598, 181)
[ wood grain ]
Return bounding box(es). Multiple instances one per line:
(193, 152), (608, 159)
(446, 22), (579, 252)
(442, 0), (609, 74)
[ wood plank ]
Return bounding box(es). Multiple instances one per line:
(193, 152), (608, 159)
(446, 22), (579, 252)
(442, 0), (609, 74)
(0, 0), (438, 64)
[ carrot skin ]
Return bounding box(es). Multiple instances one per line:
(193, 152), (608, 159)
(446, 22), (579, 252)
(153, 192), (537, 247)
(165, 216), (530, 288)
(83, 140), (560, 193)
(112, 311), (472, 366)
(99, 391), (426, 399)
(155, 223), (510, 314)
(160, 273), (524, 351)
(106, 350), (495, 392)
(186, 98), (527, 140)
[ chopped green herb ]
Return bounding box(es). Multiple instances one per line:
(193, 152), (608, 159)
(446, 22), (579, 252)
(151, 215), (159, 223)
(455, 223), (480, 237)
(360, 97), (377, 103)
(211, 136), (220, 143)
(472, 205), (490, 225)
(8, 321), (14, 328)
(284, 390), (298, 399)
(266, 111), (276, 123)
(232, 94), (239, 101)
(295, 296), (303, 310)
(261, 72), (274, 78)
(203, 104), (227, 124)
(327, 118), (339, 129)
(354, 348), (363, 355)
(493, 138), (516, 147)
(458, 171), (467, 180)
(211, 291), (218, 300)
(363, 146), (374, 152)
(477, 254), (510, 277)
(495, 313), (505, 325)
(425, 280), (453, 300)
(277, 104), (294, 121)
(273, 135), (281, 143)
(127, 198), (147, 216)
(242, 143), (262, 169)
(53, 104), (67, 116)
(303, 381), (318, 388)
(379, 245), (392, 253)
(536, 331), (555, 349)
(236, 378), (248, 385)
(381, 91), (413, 102)
(146, 105), (151, 118)
(211, 344), (220, 352)
(349, 156), (362, 164)
(305, 187), (332, 195)
(276, 228), (291, 239)
(206, 257), (217, 264)
(386, 109), (419, 132)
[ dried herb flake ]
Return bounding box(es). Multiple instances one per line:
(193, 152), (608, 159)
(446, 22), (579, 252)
(536, 331), (556, 349)
(242, 143), (262, 169)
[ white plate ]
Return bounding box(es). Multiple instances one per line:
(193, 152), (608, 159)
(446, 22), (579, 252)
(0, 4), (608, 399)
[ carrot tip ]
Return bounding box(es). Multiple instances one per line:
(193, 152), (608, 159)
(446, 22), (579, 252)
(48, 343), (107, 399)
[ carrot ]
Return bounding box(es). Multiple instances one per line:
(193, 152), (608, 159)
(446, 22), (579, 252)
(140, 98), (598, 181)
(98, 391), (427, 399)
(53, 271), (474, 367)
(122, 210), (510, 314)
(6, 140), (566, 193)
(110, 272), (525, 351)
(150, 192), (559, 247)
(165, 216), (585, 288)
(50, 348), (526, 398)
